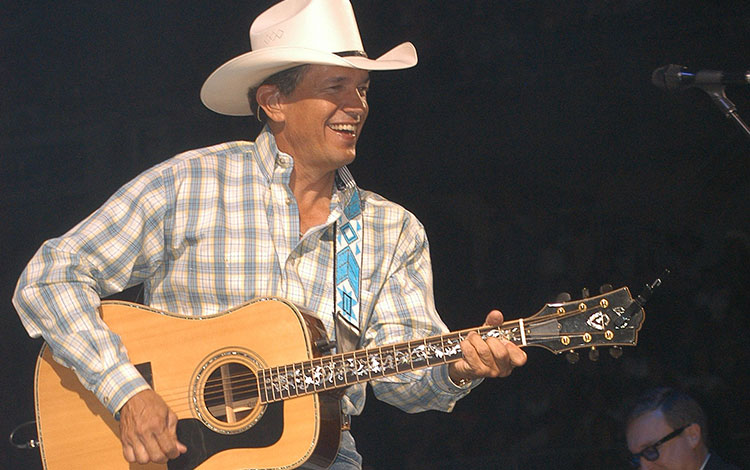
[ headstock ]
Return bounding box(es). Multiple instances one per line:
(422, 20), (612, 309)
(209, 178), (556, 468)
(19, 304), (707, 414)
(517, 286), (645, 355)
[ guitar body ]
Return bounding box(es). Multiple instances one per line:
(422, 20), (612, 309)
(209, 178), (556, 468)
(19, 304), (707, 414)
(34, 299), (342, 470)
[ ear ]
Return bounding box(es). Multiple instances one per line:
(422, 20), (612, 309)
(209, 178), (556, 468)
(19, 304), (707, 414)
(684, 423), (702, 449)
(256, 84), (284, 123)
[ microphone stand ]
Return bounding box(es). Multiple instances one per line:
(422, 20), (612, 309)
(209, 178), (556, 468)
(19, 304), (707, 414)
(702, 84), (750, 141)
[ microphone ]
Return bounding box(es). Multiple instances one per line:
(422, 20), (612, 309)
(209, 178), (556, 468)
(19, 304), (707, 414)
(652, 64), (750, 91)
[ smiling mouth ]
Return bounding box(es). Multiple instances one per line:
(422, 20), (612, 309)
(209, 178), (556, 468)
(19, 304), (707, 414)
(328, 123), (358, 136)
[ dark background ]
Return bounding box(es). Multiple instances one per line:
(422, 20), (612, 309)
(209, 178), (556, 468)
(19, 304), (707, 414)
(2, 1), (748, 468)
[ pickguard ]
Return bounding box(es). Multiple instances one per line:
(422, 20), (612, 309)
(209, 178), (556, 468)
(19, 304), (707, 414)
(168, 402), (284, 469)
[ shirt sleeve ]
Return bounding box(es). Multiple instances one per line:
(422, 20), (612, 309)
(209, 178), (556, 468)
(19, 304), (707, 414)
(12, 168), (169, 415)
(363, 215), (480, 413)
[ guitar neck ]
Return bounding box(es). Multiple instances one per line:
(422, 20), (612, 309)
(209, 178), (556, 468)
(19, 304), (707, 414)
(258, 321), (526, 403)
(258, 286), (643, 403)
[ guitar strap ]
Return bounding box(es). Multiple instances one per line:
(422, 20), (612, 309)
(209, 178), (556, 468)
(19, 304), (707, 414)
(332, 183), (363, 353)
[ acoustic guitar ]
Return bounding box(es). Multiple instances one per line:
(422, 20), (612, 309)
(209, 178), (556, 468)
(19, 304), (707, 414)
(34, 287), (645, 469)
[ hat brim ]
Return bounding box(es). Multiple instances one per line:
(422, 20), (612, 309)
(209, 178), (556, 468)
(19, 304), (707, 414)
(200, 42), (417, 116)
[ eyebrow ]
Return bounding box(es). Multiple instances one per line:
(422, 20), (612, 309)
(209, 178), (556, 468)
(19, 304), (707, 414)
(323, 75), (370, 86)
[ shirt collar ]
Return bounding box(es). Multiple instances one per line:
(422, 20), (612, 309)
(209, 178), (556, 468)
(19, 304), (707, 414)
(254, 125), (280, 184)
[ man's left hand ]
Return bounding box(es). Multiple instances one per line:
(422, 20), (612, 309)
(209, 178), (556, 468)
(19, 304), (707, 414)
(448, 309), (527, 384)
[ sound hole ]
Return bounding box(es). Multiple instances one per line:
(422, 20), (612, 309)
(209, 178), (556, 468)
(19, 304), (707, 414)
(204, 362), (259, 424)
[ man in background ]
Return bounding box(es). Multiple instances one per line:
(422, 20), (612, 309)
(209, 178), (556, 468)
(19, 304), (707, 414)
(626, 387), (740, 470)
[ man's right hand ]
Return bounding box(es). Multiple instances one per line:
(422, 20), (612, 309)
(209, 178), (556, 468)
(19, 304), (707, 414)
(119, 389), (188, 464)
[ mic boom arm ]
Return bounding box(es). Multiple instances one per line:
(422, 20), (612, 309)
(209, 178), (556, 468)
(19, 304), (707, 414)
(652, 64), (750, 140)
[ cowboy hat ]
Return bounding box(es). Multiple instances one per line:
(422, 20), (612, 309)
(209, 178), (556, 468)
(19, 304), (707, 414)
(200, 0), (418, 116)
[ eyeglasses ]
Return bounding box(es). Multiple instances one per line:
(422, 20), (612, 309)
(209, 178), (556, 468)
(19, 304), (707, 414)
(629, 425), (689, 468)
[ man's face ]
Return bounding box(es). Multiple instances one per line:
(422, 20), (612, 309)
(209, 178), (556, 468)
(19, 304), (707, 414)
(626, 410), (698, 470)
(274, 65), (370, 173)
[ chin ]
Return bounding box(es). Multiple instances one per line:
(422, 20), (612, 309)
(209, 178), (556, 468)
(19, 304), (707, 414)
(335, 149), (357, 166)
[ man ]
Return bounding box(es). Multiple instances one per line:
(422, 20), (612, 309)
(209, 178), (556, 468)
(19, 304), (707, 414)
(13, 0), (527, 468)
(626, 387), (740, 470)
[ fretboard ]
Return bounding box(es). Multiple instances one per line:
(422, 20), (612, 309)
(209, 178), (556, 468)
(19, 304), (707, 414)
(258, 320), (527, 403)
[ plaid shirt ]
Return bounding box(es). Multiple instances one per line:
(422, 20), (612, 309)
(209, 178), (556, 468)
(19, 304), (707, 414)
(14, 126), (475, 417)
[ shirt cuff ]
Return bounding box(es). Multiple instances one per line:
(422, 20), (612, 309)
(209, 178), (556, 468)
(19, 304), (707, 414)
(431, 364), (483, 394)
(94, 361), (151, 417)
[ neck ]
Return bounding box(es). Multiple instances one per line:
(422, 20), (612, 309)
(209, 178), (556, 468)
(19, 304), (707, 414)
(289, 167), (335, 235)
(270, 126), (340, 233)
(696, 447), (710, 469)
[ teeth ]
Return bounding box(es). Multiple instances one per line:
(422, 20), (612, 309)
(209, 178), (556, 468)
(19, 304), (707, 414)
(329, 123), (357, 133)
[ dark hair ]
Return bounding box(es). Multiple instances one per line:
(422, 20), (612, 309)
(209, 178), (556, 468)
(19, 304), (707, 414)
(627, 387), (709, 444)
(247, 64), (310, 123)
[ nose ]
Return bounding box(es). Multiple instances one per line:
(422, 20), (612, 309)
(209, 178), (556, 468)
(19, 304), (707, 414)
(343, 87), (368, 116)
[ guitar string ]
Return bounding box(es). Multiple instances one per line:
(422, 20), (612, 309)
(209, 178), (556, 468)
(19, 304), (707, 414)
(160, 300), (616, 406)
(157, 324), (503, 405)
(160, 330), (608, 417)
(157, 333), (473, 411)
(160, 311), (604, 402)
(159, 310), (607, 405)
(153, 310), (614, 416)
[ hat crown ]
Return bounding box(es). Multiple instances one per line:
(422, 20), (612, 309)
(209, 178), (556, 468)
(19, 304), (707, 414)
(250, 0), (365, 55)
(201, 0), (416, 116)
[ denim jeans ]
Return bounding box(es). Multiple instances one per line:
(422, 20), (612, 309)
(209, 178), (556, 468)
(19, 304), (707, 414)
(328, 431), (362, 470)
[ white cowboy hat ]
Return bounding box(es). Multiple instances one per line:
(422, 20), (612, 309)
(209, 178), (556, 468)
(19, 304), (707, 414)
(200, 0), (418, 116)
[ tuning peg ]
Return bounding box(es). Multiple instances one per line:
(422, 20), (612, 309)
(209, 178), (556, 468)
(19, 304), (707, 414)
(588, 347), (600, 361)
(609, 346), (623, 359)
(565, 351), (580, 364)
(581, 287), (590, 298)
(599, 283), (613, 294)
(555, 292), (572, 302)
